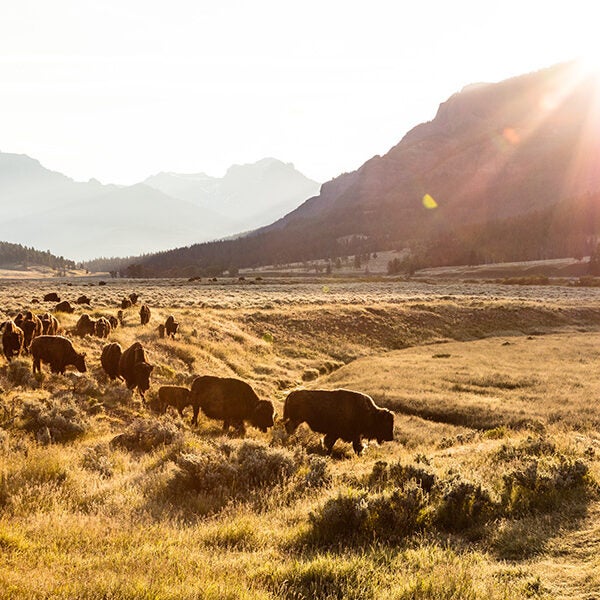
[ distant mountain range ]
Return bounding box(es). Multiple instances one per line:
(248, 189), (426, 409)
(129, 60), (600, 277)
(0, 155), (320, 261)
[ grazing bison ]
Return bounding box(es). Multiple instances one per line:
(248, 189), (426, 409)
(2, 320), (24, 361)
(283, 388), (394, 455)
(107, 315), (119, 330)
(139, 304), (151, 326)
(118, 341), (153, 398)
(43, 292), (61, 302)
(95, 316), (111, 338)
(30, 335), (86, 374)
(55, 300), (75, 314)
(76, 295), (91, 305)
(129, 292), (139, 305)
(101, 342), (122, 380)
(74, 313), (96, 337)
(121, 298), (132, 310)
(40, 313), (59, 335)
(189, 375), (274, 432)
(150, 386), (192, 417)
(21, 312), (43, 352)
(157, 324), (165, 338)
(165, 315), (179, 338)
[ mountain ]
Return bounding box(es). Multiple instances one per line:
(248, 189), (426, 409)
(143, 158), (321, 232)
(0, 154), (320, 261)
(129, 60), (600, 276)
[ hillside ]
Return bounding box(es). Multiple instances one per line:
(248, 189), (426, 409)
(0, 154), (320, 261)
(130, 61), (600, 277)
(0, 240), (76, 275)
(144, 158), (321, 233)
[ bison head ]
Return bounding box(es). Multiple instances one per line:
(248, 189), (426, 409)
(134, 362), (153, 397)
(252, 400), (275, 432)
(373, 408), (394, 444)
(74, 351), (87, 373)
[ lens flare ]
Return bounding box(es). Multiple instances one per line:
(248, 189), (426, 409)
(422, 194), (438, 209)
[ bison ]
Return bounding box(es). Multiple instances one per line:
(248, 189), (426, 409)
(55, 300), (75, 314)
(118, 341), (153, 398)
(283, 388), (394, 455)
(129, 292), (139, 305)
(108, 315), (119, 330)
(157, 324), (165, 338)
(117, 310), (124, 326)
(165, 315), (179, 338)
(21, 311), (43, 352)
(40, 313), (59, 335)
(2, 320), (24, 361)
(140, 304), (151, 326)
(189, 375), (274, 433)
(74, 313), (96, 337)
(76, 295), (91, 305)
(43, 292), (61, 302)
(30, 335), (86, 374)
(101, 342), (122, 380)
(121, 298), (132, 310)
(94, 316), (111, 338)
(150, 386), (192, 418)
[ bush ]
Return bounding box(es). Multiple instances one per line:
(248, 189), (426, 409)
(174, 439), (299, 499)
(81, 443), (115, 478)
(306, 484), (428, 547)
(19, 397), (90, 443)
(111, 416), (182, 452)
(433, 478), (497, 532)
(6, 358), (42, 389)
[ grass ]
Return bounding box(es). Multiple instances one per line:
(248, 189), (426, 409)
(1, 278), (600, 598)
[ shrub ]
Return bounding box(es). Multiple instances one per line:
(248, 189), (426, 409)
(306, 484), (428, 547)
(19, 397), (90, 443)
(433, 477), (497, 531)
(6, 358), (42, 388)
(174, 439), (299, 498)
(111, 416), (182, 452)
(81, 443), (115, 478)
(500, 457), (589, 517)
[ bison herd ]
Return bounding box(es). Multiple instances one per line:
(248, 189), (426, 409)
(1, 292), (395, 455)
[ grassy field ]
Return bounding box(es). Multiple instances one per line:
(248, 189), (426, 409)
(1, 277), (600, 598)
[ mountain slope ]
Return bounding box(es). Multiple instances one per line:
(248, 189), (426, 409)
(131, 61), (600, 276)
(0, 184), (235, 260)
(144, 158), (321, 232)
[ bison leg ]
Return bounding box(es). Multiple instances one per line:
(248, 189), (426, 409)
(352, 438), (364, 456)
(32, 356), (41, 373)
(284, 419), (299, 435)
(232, 420), (246, 436)
(323, 433), (338, 454)
(191, 405), (200, 426)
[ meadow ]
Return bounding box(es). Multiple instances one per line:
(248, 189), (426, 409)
(1, 276), (600, 599)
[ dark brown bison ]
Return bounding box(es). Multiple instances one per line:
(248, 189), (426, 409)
(94, 316), (111, 338)
(74, 313), (96, 337)
(2, 320), (24, 361)
(108, 315), (119, 330)
(55, 300), (75, 313)
(139, 304), (151, 326)
(118, 342), (153, 398)
(21, 312), (43, 352)
(117, 310), (124, 326)
(43, 292), (61, 302)
(165, 315), (179, 338)
(150, 386), (192, 418)
(129, 292), (139, 305)
(100, 342), (122, 380)
(157, 324), (165, 338)
(40, 313), (59, 335)
(76, 295), (91, 305)
(283, 388), (394, 455)
(189, 375), (274, 433)
(121, 298), (132, 310)
(30, 335), (86, 374)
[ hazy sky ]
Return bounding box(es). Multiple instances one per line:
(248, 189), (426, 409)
(1, 1), (598, 185)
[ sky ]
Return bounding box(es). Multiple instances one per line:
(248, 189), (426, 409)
(1, 0), (598, 186)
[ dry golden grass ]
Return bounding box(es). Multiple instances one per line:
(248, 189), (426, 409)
(1, 278), (600, 598)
